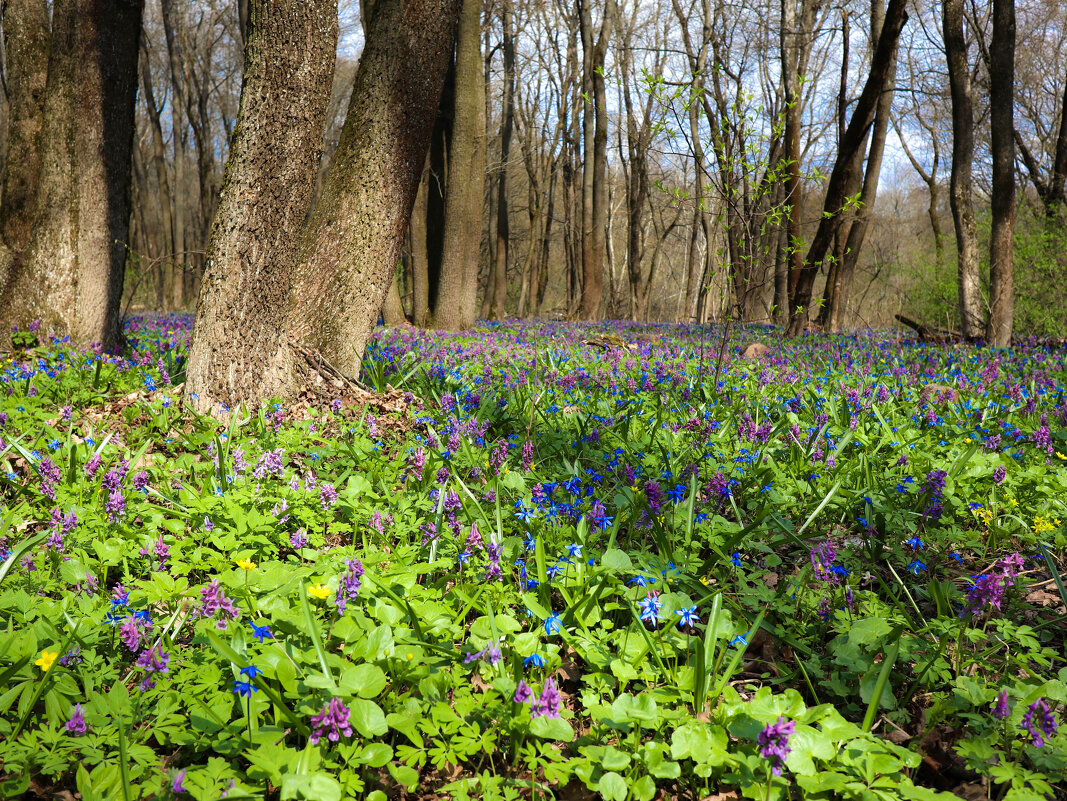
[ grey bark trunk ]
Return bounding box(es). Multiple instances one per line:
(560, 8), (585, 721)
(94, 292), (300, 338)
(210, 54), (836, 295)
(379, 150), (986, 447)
(488, 0), (514, 321)
(184, 0), (339, 413)
(432, 0), (485, 330)
(986, 0), (1015, 347)
(943, 0), (982, 339)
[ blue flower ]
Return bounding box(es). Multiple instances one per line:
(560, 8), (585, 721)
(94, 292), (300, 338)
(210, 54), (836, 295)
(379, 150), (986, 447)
(637, 595), (662, 627)
(233, 680), (257, 697)
(566, 543), (582, 559)
(667, 484), (686, 503)
(907, 560), (927, 575)
(249, 622), (273, 642)
(729, 551), (743, 567)
(543, 613), (562, 636)
(675, 606), (699, 627)
(523, 653), (546, 669)
(523, 535), (536, 551)
(728, 634), (748, 648)
(627, 575), (654, 587)
(239, 665), (262, 678)
(458, 550), (472, 565)
(906, 535), (924, 550)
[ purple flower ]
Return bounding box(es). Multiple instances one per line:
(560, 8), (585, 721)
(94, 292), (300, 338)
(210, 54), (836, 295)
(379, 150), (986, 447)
(290, 528), (308, 549)
(171, 768), (187, 794)
(119, 616), (142, 652)
(253, 449), (285, 479)
(65, 703), (88, 736)
(132, 471), (149, 492)
(514, 680), (533, 704)
(135, 645), (169, 672)
(530, 677), (563, 719)
(992, 690), (1010, 720)
(104, 488), (126, 522)
(810, 540), (840, 585)
(335, 558), (364, 614)
(992, 465), (1006, 484)
(320, 483), (338, 510)
(39, 457), (61, 499)
(309, 697), (354, 745)
(1021, 699), (1058, 748)
(758, 716), (795, 776)
(84, 454), (102, 479)
(198, 580), (240, 627)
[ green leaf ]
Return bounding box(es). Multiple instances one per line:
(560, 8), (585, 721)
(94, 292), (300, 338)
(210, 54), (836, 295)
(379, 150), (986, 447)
(349, 699), (388, 738)
(529, 715), (574, 741)
(338, 663), (387, 699)
(596, 771), (628, 801)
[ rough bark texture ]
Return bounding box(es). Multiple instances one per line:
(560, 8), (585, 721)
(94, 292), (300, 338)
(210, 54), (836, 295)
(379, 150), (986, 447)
(488, 0), (514, 321)
(432, 0), (485, 330)
(0, 0), (50, 255)
(986, 0), (1015, 348)
(781, 0), (803, 305)
(943, 0), (982, 339)
(1, 0), (143, 350)
(785, 0), (907, 337)
(72, 0), (144, 349)
(184, 0), (339, 413)
(382, 271), (408, 325)
(282, 0), (462, 373)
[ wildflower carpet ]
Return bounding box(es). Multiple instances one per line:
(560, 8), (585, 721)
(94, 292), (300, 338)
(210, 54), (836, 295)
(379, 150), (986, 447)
(0, 316), (1065, 800)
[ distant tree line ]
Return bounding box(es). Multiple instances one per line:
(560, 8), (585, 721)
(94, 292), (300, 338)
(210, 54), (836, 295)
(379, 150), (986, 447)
(1, 0), (1067, 407)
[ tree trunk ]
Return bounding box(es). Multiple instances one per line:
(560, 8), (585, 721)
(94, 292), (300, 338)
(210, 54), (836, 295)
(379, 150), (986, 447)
(781, 0), (803, 308)
(577, 0), (615, 320)
(943, 0), (982, 339)
(0, 0), (50, 258)
(139, 43), (177, 315)
(488, 0), (514, 321)
(381, 270), (408, 325)
(184, 0), (339, 413)
(282, 0), (462, 372)
(160, 0), (188, 310)
(1, 0), (143, 351)
(432, 0), (485, 330)
(785, 0), (907, 337)
(826, 1), (899, 332)
(409, 158), (431, 326)
(986, 0), (1015, 347)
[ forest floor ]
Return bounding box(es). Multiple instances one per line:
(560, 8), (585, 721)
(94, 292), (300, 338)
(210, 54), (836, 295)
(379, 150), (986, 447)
(0, 314), (1065, 800)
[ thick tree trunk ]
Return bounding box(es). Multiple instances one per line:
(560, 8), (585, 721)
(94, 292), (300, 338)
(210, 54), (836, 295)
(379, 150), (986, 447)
(282, 0), (461, 372)
(184, 0), (339, 413)
(0, 0), (50, 257)
(409, 158), (431, 326)
(140, 44), (177, 312)
(781, 0), (803, 308)
(986, 0), (1015, 347)
(785, 0), (907, 337)
(488, 0), (514, 321)
(1, 0), (143, 351)
(943, 0), (982, 340)
(160, 0), (188, 310)
(381, 271), (408, 325)
(577, 0), (615, 321)
(432, 0), (485, 330)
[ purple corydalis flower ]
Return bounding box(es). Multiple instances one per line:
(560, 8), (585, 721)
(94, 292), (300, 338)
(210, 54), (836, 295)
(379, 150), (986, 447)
(530, 677), (563, 719)
(171, 769), (187, 794)
(198, 580), (240, 627)
(992, 465), (1006, 484)
(65, 704), (88, 736)
(758, 716), (795, 776)
(135, 645), (170, 675)
(290, 528), (308, 549)
(319, 483), (337, 510)
(992, 690), (1010, 720)
(335, 558), (364, 614)
(310, 697), (354, 745)
(84, 453), (102, 479)
(514, 680), (533, 704)
(120, 616), (141, 651)
(105, 488), (126, 522)
(1021, 699), (1058, 747)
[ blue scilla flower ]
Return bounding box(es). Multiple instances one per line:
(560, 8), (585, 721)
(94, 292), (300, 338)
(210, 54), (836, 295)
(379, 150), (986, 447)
(627, 575), (654, 587)
(675, 606), (699, 628)
(543, 613), (562, 636)
(637, 595), (662, 627)
(728, 634), (748, 648)
(730, 552), (743, 567)
(906, 535), (924, 550)
(249, 622), (273, 642)
(907, 560), (927, 575)
(566, 543), (582, 559)
(524, 653), (546, 669)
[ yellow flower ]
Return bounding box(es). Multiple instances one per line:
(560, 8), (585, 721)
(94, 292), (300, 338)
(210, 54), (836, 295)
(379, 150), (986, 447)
(308, 583), (330, 599)
(35, 650), (59, 672)
(235, 558), (256, 571)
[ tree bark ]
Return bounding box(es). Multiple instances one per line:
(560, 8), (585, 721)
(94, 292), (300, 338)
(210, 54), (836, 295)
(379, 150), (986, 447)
(0, 0), (49, 257)
(785, 0), (907, 337)
(986, 0), (1015, 347)
(184, 0), (339, 413)
(160, 0), (188, 310)
(943, 0), (982, 339)
(826, 1), (899, 332)
(432, 0), (485, 330)
(488, 0), (514, 321)
(577, 0), (615, 320)
(282, 0), (462, 372)
(1, 0), (143, 351)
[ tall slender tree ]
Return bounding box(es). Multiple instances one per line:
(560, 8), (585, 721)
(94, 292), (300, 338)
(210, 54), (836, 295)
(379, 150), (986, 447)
(987, 0), (1016, 347)
(943, 0), (982, 339)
